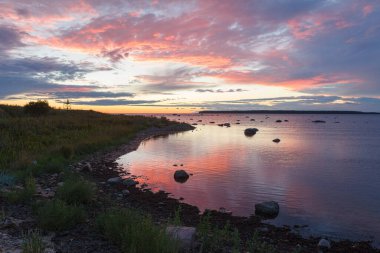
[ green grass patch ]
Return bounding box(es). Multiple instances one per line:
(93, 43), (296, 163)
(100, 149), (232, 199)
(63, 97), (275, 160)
(36, 199), (86, 231)
(5, 177), (36, 204)
(0, 104), (175, 171)
(57, 177), (95, 204)
(22, 230), (45, 253)
(97, 208), (179, 253)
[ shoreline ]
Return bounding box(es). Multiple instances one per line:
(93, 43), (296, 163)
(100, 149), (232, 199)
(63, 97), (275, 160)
(76, 124), (378, 252)
(1, 122), (378, 252)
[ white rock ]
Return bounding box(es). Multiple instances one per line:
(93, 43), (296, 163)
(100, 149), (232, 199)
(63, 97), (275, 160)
(318, 238), (331, 251)
(122, 189), (130, 195)
(166, 226), (196, 249)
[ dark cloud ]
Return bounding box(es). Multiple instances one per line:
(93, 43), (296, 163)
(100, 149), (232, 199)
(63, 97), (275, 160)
(100, 48), (129, 62)
(71, 99), (159, 106)
(195, 88), (246, 93)
(48, 91), (134, 99)
(0, 25), (25, 54)
(0, 57), (108, 81)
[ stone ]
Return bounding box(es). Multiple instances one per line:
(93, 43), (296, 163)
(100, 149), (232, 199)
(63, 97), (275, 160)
(166, 226), (196, 249)
(122, 189), (130, 196)
(318, 238), (331, 252)
(276, 120), (282, 123)
(174, 170), (189, 183)
(244, 128), (259, 136)
(82, 162), (92, 172)
(107, 177), (123, 184)
(312, 120), (326, 123)
(123, 178), (138, 187)
(255, 201), (280, 218)
(273, 138), (281, 143)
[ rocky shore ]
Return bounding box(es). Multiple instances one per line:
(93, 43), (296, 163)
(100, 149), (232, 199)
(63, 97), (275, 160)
(1, 123), (379, 252)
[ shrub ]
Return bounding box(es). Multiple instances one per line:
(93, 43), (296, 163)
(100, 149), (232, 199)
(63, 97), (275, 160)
(22, 230), (44, 253)
(37, 199), (85, 231)
(24, 100), (51, 116)
(60, 145), (74, 159)
(97, 209), (179, 253)
(57, 178), (94, 204)
(6, 177), (36, 204)
(246, 231), (277, 253)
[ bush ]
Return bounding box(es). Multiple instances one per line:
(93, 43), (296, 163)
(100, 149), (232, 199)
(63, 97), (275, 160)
(60, 145), (74, 159)
(97, 209), (179, 253)
(24, 100), (51, 116)
(6, 177), (36, 204)
(22, 230), (44, 253)
(57, 178), (94, 204)
(36, 199), (85, 231)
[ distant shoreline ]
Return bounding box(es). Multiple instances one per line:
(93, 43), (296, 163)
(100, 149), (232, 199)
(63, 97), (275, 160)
(199, 110), (380, 114)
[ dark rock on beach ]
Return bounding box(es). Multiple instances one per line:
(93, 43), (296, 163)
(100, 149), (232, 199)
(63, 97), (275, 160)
(312, 120), (326, 123)
(273, 138), (281, 143)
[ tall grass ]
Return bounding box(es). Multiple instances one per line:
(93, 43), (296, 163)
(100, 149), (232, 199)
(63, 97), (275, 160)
(22, 230), (44, 253)
(0, 104), (173, 171)
(97, 208), (179, 253)
(57, 177), (95, 204)
(36, 199), (86, 231)
(5, 176), (36, 204)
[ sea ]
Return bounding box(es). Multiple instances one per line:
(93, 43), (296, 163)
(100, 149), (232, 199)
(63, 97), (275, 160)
(117, 113), (380, 246)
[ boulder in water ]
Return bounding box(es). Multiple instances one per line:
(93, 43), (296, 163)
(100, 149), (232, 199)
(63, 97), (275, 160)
(174, 170), (189, 183)
(255, 201), (280, 218)
(244, 128), (259, 136)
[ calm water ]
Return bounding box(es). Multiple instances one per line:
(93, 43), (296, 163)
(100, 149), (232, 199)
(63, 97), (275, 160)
(117, 114), (380, 245)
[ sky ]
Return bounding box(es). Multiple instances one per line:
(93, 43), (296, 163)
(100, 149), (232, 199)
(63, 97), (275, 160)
(0, 0), (380, 113)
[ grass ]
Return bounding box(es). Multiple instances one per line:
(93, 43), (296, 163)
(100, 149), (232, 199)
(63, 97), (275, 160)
(97, 208), (180, 253)
(0, 104), (174, 172)
(5, 176), (36, 204)
(57, 177), (95, 204)
(246, 231), (277, 253)
(197, 213), (280, 253)
(36, 199), (86, 231)
(22, 230), (44, 253)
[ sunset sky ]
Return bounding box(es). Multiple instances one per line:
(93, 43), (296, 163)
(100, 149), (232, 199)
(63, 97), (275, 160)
(0, 0), (379, 113)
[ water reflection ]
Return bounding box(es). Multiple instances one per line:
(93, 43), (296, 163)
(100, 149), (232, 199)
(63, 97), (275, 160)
(118, 114), (380, 245)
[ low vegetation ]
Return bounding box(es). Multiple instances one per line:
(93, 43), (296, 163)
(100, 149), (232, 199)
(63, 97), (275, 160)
(57, 177), (95, 204)
(36, 199), (86, 231)
(0, 103), (173, 171)
(97, 208), (180, 253)
(5, 176), (36, 204)
(22, 230), (45, 253)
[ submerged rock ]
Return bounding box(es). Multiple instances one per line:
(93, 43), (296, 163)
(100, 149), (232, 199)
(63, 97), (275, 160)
(174, 170), (189, 183)
(255, 201), (280, 218)
(244, 128), (259, 136)
(273, 138), (281, 143)
(312, 120), (326, 123)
